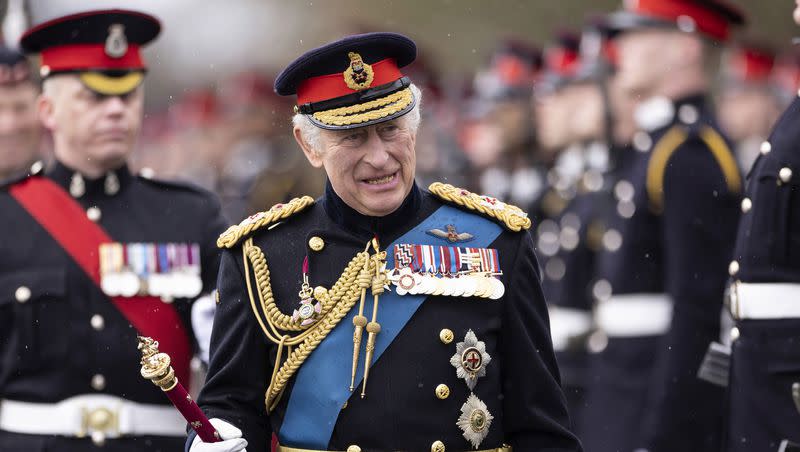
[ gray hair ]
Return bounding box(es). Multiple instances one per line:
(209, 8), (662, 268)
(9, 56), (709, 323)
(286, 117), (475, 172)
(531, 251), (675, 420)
(293, 83), (422, 152)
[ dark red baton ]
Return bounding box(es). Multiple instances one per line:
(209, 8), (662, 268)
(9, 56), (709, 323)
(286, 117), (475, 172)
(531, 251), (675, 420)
(138, 336), (221, 443)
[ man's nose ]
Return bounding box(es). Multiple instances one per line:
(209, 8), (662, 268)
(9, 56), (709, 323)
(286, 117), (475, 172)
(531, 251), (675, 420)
(361, 132), (391, 167)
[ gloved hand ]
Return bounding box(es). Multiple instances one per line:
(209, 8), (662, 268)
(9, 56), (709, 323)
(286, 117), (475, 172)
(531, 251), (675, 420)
(190, 418), (248, 452)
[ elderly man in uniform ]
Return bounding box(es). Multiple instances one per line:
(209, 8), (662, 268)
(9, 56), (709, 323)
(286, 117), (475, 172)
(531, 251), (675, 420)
(580, 1), (745, 452)
(725, 3), (800, 451)
(189, 33), (581, 452)
(0, 9), (227, 451)
(0, 46), (42, 183)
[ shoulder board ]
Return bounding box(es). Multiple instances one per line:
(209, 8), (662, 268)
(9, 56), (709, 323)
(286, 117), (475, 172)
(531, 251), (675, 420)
(217, 196), (315, 248)
(136, 174), (214, 196)
(645, 125), (741, 214)
(428, 182), (531, 232)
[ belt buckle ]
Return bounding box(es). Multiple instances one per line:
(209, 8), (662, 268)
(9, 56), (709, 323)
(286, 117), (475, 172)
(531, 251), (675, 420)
(78, 406), (120, 446)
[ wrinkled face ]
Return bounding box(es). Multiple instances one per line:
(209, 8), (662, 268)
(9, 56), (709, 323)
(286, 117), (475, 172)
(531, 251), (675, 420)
(40, 75), (143, 170)
(0, 82), (40, 175)
(298, 116), (416, 217)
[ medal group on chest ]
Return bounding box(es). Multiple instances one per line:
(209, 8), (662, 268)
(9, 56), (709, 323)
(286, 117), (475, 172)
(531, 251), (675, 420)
(99, 242), (202, 301)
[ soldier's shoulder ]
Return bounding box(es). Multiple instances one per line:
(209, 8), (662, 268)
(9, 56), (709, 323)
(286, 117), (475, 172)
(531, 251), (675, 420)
(427, 182), (531, 232)
(217, 196), (317, 249)
(136, 171), (217, 199)
(0, 163), (45, 192)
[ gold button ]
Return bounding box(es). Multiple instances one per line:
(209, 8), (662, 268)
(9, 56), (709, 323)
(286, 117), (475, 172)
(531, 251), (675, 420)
(730, 327), (740, 341)
(15, 286), (31, 303)
(780, 167), (793, 183)
(728, 260), (740, 276)
(435, 384), (450, 400)
(346, 446), (361, 452)
(439, 328), (454, 344)
(308, 236), (325, 251)
(90, 314), (105, 331)
(431, 440), (446, 452)
(91, 374), (106, 391)
(86, 206), (102, 222)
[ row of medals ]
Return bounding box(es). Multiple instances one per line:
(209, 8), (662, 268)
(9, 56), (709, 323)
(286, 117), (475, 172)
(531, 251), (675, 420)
(101, 270), (202, 300)
(388, 268), (505, 299)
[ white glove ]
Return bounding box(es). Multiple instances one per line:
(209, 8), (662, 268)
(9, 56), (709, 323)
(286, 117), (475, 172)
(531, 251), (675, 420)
(190, 418), (248, 452)
(191, 293), (217, 364)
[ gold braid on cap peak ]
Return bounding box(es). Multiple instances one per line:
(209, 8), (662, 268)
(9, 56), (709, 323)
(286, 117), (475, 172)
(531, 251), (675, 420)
(428, 182), (532, 232)
(312, 87), (413, 127)
(217, 196), (316, 249)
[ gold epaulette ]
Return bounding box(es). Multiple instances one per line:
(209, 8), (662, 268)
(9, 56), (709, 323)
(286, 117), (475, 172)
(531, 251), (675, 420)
(428, 182), (531, 232)
(217, 196), (315, 249)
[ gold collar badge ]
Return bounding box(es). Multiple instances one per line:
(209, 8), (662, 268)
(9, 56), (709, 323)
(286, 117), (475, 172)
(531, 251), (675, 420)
(343, 52), (374, 91)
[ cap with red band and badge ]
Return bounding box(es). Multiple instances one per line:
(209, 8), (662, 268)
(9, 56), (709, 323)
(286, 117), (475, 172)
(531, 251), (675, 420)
(274, 32), (418, 130)
(19, 9), (161, 96)
(604, 0), (745, 42)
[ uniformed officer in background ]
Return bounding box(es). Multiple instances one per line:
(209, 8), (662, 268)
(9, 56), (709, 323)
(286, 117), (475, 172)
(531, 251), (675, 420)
(0, 9), (227, 451)
(0, 45), (42, 183)
(190, 32), (582, 452)
(717, 42), (784, 172)
(725, 2), (800, 450)
(580, 1), (745, 451)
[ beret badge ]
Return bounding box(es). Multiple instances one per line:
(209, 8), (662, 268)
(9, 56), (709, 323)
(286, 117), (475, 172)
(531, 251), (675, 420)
(105, 24), (128, 59)
(343, 51), (374, 91)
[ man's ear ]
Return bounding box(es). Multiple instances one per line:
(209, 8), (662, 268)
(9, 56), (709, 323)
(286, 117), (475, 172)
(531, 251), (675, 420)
(294, 126), (324, 168)
(37, 93), (57, 132)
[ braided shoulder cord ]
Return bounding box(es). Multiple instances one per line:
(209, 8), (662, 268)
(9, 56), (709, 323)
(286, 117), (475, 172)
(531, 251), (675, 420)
(428, 182), (532, 232)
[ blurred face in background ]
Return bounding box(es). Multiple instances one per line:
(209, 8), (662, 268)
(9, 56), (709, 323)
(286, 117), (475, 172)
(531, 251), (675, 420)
(460, 99), (529, 168)
(534, 87), (574, 156)
(0, 81), (41, 177)
(794, 0), (800, 25)
(566, 82), (605, 143)
(615, 29), (693, 98)
(608, 74), (639, 145)
(717, 85), (782, 142)
(296, 115), (417, 217)
(39, 74), (144, 174)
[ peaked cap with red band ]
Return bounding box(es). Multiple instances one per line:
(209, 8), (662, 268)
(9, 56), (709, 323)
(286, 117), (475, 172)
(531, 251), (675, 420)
(274, 32), (417, 130)
(19, 9), (161, 95)
(605, 0), (745, 42)
(535, 31), (582, 95)
(722, 43), (776, 85)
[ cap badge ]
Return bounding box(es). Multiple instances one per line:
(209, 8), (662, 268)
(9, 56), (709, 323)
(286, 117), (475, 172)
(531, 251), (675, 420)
(343, 52), (374, 91)
(105, 24), (128, 59)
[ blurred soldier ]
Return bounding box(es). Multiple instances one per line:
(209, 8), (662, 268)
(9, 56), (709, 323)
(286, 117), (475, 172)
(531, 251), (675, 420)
(717, 43), (783, 172)
(0, 46), (41, 183)
(725, 3), (800, 451)
(0, 10), (227, 451)
(532, 31), (584, 224)
(459, 39), (544, 208)
(538, 21), (630, 441)
(580, 2), (745, 451)
(190, 32), (581, 452)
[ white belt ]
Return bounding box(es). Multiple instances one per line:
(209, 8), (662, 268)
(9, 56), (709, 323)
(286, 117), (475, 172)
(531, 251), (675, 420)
(596, 293), (673, 337)
(0, 395), (186, 440)
(730, 282), (800, 319)
(548, 306), (593, 351)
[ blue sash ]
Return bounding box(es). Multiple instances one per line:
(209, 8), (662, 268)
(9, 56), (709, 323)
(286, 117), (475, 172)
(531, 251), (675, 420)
(279, 205), (503, 448)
